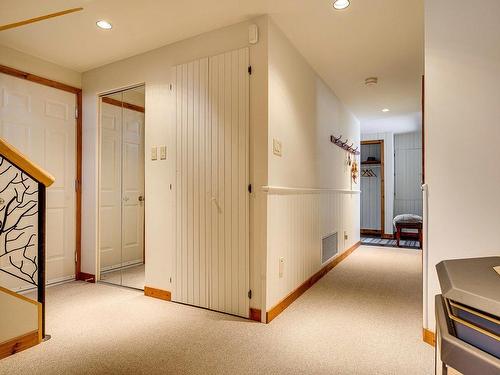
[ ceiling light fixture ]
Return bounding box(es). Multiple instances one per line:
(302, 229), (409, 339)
(382, 108), (390, 112)
(96, 20), (112, 30)
(333, 0), (350, 10)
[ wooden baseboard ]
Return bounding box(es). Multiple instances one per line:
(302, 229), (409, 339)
(249, 308), (262, 322)
(423, 328), (435, 347)
(76, 272), (95, 283)
(0, 330), (40, 359)
(144, 286), (171, 301)
(266, 241), (361, 323)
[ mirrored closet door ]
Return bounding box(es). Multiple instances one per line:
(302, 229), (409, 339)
(99, 85), (145, 290)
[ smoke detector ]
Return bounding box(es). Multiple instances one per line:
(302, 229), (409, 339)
(365, 77), (378, 86)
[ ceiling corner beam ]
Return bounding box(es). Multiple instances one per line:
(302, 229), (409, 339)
(0, 7), (83, 32)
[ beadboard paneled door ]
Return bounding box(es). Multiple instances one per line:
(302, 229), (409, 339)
(175, 47), (249, 318)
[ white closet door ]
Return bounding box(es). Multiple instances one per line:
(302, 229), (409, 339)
(0, 73), (76, 288)
(175, 57), (210, 308)
(175, 47), (249, 318)
(121, 108), (144, 266)
(208, 48), (249, 317)
(99, 102), (123, 270)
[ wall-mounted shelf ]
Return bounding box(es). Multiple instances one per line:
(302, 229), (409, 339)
(361, 161), (381, 166)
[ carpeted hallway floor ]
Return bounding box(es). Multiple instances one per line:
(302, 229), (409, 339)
(0, 246), (433, 374)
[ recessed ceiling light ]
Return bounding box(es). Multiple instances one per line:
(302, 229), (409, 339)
(96, 20), (112, 30)
(382, 108), (390, 112)
(333, 0), (350, 10)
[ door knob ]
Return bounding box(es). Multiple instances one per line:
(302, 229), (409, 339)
(138, 196), (144, 202)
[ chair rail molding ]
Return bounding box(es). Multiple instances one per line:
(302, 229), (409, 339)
(262, 186), (361, 195)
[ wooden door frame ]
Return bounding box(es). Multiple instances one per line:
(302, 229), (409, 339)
(360, 140), (385, 235)
(0, 64), (83, 281)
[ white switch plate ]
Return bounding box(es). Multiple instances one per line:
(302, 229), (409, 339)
(151, 146), (158, 161)
(160, 145), (167, 160)
(273, 138), (282, 156)
(279, 257), (285, 278)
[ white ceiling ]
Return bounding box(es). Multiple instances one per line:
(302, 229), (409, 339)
(361, 112), (421, 135)
(0, 0), (424, 127)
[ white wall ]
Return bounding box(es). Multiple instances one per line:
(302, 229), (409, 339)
(82, 18), (269, 312)
(0, 45), (81, 88)
(361, 133), (394, 235)
(424, 0), (500, 329)
(394, 131), (422, 218)
(0, 289), (39, 343)
(266, 20), (360, 310)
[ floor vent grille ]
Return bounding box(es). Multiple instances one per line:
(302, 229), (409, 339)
(322, 232), (338, 264)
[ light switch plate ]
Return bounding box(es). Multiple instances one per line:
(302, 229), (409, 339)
(279, 257), (285, 278)
(151, 146), (158, 161)
(160, 145), (167, 160)
(273, 138), (282, 156)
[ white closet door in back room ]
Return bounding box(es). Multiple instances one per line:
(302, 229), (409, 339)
(0, 73), (76, 289)
(175, 47), (249, 318)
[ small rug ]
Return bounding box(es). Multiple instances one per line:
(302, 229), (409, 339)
(361, 236), (421, 249)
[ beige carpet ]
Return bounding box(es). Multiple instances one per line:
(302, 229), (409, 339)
(0, 246), (433, 374)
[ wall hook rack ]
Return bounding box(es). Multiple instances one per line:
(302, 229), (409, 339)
(330, 135), (360, 155)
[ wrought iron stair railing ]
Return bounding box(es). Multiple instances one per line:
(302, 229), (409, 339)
(0, 138), (55, 339)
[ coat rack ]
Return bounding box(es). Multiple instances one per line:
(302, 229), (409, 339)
(330, 135), (360, 155)
(361, 168), (377, 178)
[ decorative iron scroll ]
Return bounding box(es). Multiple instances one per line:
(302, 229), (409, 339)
(0, 155), (39, 286)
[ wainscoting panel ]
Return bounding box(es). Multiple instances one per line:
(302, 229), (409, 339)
(266, 188), (360, 309)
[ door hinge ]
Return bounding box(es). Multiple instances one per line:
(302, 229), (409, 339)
(75, 179), (80, 192)
(75, 107), (79, 119)
(248, 289), (252, 299)
(248, 65), (252, 75)
(248, 184), (252, 193)
(75, 251), (78, 264)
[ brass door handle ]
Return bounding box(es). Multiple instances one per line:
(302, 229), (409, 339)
(138, 196), (144, 202)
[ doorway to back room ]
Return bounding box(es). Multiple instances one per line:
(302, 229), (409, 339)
(360, 131), (423, 250)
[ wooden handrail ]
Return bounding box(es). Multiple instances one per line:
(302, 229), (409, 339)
(0, 138), (55, 187)
(0, 285), (39, 306)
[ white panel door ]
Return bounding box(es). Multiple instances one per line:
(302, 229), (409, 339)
(121, 107), (144, 266)
(175, 47), (249, 318)
(99, 102), (123, 271)
(0, 73), (76, 288)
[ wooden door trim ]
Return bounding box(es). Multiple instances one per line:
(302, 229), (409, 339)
(421, 75), (425, 185)
(0, 64), (83, 281)
(360, 140), (385, 234)
(101, 96), (145, 113)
